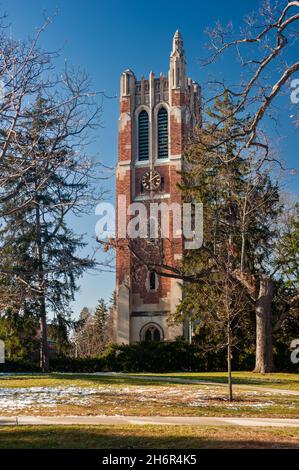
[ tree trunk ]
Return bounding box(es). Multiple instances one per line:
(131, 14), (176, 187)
(254, 275), (275, 373)
(39, 295), (49, 372)
(227, 323), (233, 401)
(35, 191), (49, 372)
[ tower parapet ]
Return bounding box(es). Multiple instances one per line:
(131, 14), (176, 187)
(119, 32), (200, 118)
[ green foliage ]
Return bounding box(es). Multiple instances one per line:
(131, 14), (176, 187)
(101, 339), (254, 373)
(49, 356), (105, 373)
(277, 202), (299, 288)
(0, 95), (98, 368)
(0, 309), (38, 360)
(1, 360), (40, 373)
(0, 94), (96, 311)
(3, 338), (296, 373)
(176, 95), (250, 346)
(94, 298), (108, 343)
(48, 313), (73, 357)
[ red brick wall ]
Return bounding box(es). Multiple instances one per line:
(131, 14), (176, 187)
(116, 88), (187, 305)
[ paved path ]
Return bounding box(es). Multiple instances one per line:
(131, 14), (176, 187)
(1, 415), (299, 428)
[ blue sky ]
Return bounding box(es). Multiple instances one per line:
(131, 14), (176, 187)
(2, 0), (298, 317)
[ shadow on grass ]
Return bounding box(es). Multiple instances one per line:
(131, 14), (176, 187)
(0, 426), (298, 449)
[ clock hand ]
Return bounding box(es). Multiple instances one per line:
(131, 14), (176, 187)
(149, 174), (160, 183)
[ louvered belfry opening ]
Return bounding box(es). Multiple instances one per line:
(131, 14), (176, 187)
(157, 107), (168, 159)
(138, 110), (149, 161)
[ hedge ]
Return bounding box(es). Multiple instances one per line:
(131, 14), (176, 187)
(0, 359), (40, 373)
(0, 339), (260, 373)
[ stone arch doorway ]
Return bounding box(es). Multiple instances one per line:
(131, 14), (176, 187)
(140, 323), (164, 342)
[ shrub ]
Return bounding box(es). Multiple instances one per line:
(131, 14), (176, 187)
(103, 339), (204, 372)
(49, 356), (105, 373)
(2, 359), (40, 373)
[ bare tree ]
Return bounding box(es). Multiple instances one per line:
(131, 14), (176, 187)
(203, 0), (299, 149)
(0, 14), (105, 217)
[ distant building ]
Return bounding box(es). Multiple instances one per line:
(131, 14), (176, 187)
(115, 31), (201, 344)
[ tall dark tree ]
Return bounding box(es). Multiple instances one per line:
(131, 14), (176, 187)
(94, 298), (108, 345)
(273, 201), (299, 335)
(0, 94), (101, 371)
(48, 313), (72, 357)
(277, 202), (299, 289)
(0, 306), (38, 360)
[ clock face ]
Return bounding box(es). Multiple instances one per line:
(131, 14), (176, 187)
(142, 170), (161, 191)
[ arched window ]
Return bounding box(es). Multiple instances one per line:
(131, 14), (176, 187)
(138, 110), (149, 161)
(157, 107), (168, 159)
(141, 324), (163, 342)
(149, 271), (157, 291)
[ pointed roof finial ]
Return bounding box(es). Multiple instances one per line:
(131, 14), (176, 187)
(171, 29), (184, 57)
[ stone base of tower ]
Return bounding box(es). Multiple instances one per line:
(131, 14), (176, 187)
(114, 283), (131, 344)
(114, 277), (186, 344)
(130, 313), (183, 343)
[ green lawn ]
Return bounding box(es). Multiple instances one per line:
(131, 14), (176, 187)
(0, 371), (298, 390)
(0, 425), (299, 449)
(131, 371), (299, 391)
(0, 372), (151, 389)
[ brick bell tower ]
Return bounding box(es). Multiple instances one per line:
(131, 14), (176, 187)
(114, 31), (201, 344)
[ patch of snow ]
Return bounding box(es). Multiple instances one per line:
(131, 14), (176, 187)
(0, 386), (99, 411)
(0, 385), (276, 412)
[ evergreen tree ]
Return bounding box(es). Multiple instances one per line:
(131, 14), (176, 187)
(273, 201), (299, 338)
(79, 307), (92, 323)
(0, 307), (38, 360)
(48, 313), (72, 357)
(94, 298), (108, 345)
(277, 202), (299, 289)
(0, 95), (97, 371)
